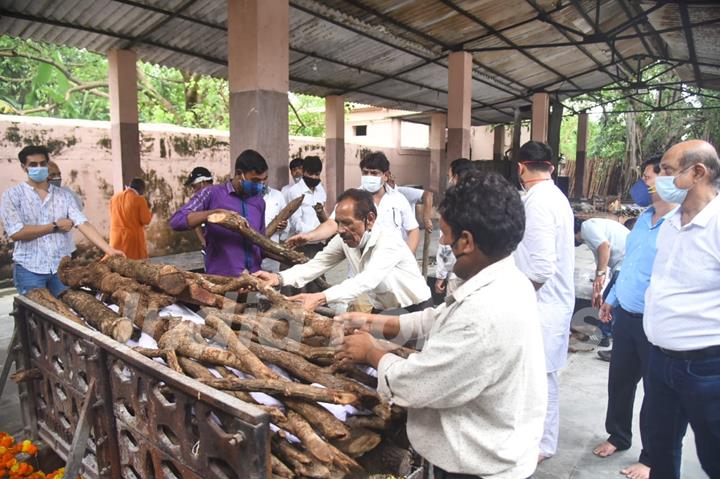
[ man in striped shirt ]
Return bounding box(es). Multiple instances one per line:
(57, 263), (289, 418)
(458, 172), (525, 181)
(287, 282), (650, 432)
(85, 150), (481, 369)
(1, 145), (124, 296)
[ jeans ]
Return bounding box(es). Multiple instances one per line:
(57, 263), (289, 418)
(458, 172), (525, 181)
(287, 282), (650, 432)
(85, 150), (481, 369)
(605, 306), (651, 465)
(13, 263), (67, 297)
(646, 346), (720, 479)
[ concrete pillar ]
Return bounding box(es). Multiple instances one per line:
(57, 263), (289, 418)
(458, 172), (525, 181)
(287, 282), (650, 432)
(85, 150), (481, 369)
(228, 0), (289, 189)
(391, 118), (402, 149)
(429, 112), (447, 194)
(447, 51), (472, 161)
(575, 112), (588, 198)
(108, 49), (141, 193)
(511, 108), (522, 161)
(325, 95), (345, 210)
(531, 92), (550, 143)
(493, 125), (506, 161)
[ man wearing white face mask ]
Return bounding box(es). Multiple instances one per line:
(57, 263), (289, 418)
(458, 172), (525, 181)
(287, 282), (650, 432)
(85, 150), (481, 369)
(286, 152), (421, 253)
(254, 188), (431, 313)
(643, 140), (720, 479)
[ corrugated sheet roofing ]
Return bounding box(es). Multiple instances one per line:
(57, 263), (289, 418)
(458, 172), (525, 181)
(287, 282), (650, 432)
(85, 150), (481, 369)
(1, 0), (718, 125)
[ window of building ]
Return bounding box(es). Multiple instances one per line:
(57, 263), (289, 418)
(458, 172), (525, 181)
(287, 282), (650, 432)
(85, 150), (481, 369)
(354, 125), (368, 136)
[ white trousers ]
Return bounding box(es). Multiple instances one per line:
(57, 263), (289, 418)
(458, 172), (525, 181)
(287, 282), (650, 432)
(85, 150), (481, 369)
(540, 371), (560, 457)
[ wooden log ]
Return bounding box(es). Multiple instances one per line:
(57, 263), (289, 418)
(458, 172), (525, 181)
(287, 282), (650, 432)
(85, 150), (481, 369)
(246, 342), (380, 406)
(284, 400), (350, 441)
(421, 227), (431, 277)
(11, 368), (42, 383)
(271, 455), (295, 479)
(313, 203), (328, 224)
(206, 210), (308, 265)
(345, 415), (388, 431)
(25, 288), (85, 326)
(267, 196), (304, 238)
(199, 377), (357, 405)
(331, 428), (382, 457)
(272, 436), (331, 479)
(60, 289), (133, 343)
(104, 256), (187, 295)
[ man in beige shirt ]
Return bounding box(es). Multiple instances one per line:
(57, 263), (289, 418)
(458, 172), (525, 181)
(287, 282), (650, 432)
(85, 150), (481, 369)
(338, 171), (547, 479)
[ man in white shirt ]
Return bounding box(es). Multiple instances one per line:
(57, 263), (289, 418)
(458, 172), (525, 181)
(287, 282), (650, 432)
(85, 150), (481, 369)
(254, 189), (431, 313)
(338, 171), (547, 478)
(513, 141), (575, 463)
(287, 152), (420, 253)
(387, 172), (434, 232)
(283, 155), (327, 239)
(280, 157), (304, 197)
(261, 185), (287, 273)
(643, 139), (720, 479)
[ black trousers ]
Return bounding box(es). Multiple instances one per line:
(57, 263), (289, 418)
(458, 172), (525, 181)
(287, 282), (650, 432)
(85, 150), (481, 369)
(605, 305), (651, 466)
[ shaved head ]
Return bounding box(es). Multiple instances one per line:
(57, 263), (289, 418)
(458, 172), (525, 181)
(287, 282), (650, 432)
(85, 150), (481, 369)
(48, 161), (61, 176)
(661, 140), (719, 186)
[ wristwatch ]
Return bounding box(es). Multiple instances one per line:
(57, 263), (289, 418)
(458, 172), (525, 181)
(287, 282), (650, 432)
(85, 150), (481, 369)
(52, 221), (59, 233)
(596, 270), (607, 277)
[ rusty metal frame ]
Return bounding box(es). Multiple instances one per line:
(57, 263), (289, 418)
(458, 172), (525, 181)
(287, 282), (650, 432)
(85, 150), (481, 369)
(12, 295), (270, 479)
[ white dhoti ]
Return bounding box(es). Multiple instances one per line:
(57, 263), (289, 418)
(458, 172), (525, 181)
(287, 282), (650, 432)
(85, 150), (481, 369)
(540, 370), (560, 457)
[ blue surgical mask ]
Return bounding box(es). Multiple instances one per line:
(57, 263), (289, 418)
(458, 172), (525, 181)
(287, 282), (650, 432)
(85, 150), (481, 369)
(28, 166), (49, 182)
(629, 179), (652, 207)
(655, 173), (689, 204)
(241, 179), (267, 197)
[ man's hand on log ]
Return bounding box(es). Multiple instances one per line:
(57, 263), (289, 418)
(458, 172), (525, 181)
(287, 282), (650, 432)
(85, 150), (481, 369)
(105, 247), (126, 258)
(287, 292), (326, 311)
(337, 330), (385, 368)
(253, 271), (280, 287)
(275, 219), (288, 231)
(423, 216), (433, 232)
(285, 233), (309, 249)
(335, 312), (374, 335)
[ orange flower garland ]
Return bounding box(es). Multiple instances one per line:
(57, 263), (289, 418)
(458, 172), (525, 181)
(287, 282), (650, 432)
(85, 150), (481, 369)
(0, 432), (75, 479)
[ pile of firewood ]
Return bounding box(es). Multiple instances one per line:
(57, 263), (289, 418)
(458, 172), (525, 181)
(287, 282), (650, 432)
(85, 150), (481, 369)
(25, 256), (415, 478)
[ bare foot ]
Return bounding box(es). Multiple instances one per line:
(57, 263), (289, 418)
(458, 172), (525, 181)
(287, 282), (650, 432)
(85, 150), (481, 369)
(592, 441), (618, 457)
(537, 454), (551, 465)
(621, 463), (650, 479)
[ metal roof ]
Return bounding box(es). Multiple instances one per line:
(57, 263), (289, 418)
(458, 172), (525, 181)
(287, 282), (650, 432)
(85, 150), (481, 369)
(0, 0), (718, 125)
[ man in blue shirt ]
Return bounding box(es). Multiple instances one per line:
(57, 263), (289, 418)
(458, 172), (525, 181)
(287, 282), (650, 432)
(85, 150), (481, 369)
(591, 154), (677, 479)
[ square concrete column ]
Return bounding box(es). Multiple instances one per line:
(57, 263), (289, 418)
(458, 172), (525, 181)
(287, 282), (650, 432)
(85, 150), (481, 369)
(325, 95), (345, 210)
(575, 112), (588, 198)
(391, 118), (402, 149)
(447, 51), (472, 161)
(493, 125), (506, 161)
(429, 112), (447, 194)
(531, 92), (550, 143)
(108, 49), (141, 193)
(228, 0), (289, 189)
(511, 108), (522, 161)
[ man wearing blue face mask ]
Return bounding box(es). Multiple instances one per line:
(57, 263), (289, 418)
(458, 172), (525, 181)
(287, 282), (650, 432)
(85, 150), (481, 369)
(170, 149), (267, 276)
(589, 154), (677, 479)
(643, 140), (720, 479)
(0, 146), (124, 297)
(254, 189), (431, 313)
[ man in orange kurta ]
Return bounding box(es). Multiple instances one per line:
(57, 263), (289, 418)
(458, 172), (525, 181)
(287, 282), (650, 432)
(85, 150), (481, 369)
(110, 178), (152, 259)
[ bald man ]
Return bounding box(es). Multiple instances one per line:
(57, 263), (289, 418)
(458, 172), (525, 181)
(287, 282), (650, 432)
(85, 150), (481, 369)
(643, 140), (720, 478)
(47, 161), (83, 211)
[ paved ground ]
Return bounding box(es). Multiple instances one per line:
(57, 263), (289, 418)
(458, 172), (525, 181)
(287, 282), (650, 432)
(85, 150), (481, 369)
(0, 243), (707, 477)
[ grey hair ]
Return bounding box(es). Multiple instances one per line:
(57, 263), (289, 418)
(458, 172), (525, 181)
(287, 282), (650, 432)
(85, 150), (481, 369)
(680, 145), (720, 186)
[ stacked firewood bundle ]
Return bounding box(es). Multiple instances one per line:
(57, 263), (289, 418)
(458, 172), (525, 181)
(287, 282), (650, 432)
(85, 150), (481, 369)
(26, 256), (415, 479)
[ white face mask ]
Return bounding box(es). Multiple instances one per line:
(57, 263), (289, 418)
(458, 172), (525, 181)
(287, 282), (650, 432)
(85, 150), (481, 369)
(360, 175), (383, 193)
(293, 175), (302, 184)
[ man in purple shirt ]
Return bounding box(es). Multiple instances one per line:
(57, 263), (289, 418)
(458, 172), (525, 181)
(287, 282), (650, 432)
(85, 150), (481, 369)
(170, 149), (268, 276)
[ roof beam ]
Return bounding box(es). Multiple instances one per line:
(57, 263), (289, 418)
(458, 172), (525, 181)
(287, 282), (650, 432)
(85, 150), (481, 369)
(679, 2), (703, 87)
(438, 0), (588, 94)
(122, 0), (199, 50)
(322, 0), (530, 93)
(615, 0), (669, 59)
(568, 0), (636, 78)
